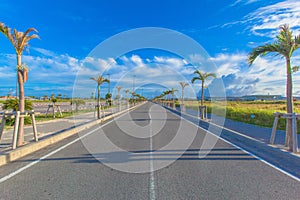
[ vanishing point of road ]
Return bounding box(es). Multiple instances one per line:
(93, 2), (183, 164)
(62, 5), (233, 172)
(0, 102), (299, 199)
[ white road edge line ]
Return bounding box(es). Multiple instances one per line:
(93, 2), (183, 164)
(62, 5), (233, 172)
(149, 112), (156, 200)
(0, 110), (130, 183)
(163, 105), (300, 183)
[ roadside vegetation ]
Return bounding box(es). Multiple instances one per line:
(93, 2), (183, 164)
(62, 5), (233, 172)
(183, 100), (300, 132)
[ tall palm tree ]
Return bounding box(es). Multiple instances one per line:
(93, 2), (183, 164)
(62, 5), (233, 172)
(116, 86), (122, 99)
(179, 82), (189, 105)
(124, 89), (130, 100)
(124, 89), (130, 108)
(169, 88), (178, 109)
(191, 70), (216, 106)
(0, 22), (38, 146)
(116, 86), (123, 111)
(248, 24), (300, 151)
(163, 90), (171, 107)
(90, 75), (110, 119)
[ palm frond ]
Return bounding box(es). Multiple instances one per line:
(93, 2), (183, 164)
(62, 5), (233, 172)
(248, 43), (281, 65)
(20, 29), (39, 53)
(0, 22), (14, 46)
(204, 72), (216, 79)
(191, 77), (201, 84)
(179, 82), (188, 88)
(90, 75), (110, 85)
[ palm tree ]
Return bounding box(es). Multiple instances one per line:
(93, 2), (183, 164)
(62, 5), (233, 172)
(163, 90), (171, 107)
(191, 70), (216, 106)
(124, 89), (130, 100)
(116, 86), (122, 99)
(169, 88), (178, 109)
(124, 89), (130, 108)
(179, 82), (189, 105)
(248, 24), (300, 151)
(191, 70), (216, 119)
(116, 86), (123, 111)
(0, 22), (39, 146)
(90, 75), (110, 119)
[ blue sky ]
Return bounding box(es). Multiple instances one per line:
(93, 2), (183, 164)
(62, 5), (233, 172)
(0, 0), (300, 99)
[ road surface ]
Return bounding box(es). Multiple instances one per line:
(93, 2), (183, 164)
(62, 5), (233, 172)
(0, 102), (299, 199)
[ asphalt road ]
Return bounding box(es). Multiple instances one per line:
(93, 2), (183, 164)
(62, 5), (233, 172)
(0, 102), (299, 200)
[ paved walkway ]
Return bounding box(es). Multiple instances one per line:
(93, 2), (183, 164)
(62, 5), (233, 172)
(0, 110), (112, 154)
(183, 108), (300, 149)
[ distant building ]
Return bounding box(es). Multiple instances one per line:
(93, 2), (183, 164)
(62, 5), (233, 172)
(240, 95), (283, 101)
(0, 96), (16, 100)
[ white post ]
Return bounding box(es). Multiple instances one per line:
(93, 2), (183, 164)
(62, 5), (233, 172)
(46, 105), (50, 117)
(12, 111), (20, 149)
(270, 113), (279, 144)
(31, 110), (38, 142)
(292, 113), (298, 153)
(57, 105), (63, 117)
(94, 105), (97, 119)
(0, 114), (6, 141)
(285, 119), (289, 147)
(180, 104), (185, 113)
(52, 105), (55, 118)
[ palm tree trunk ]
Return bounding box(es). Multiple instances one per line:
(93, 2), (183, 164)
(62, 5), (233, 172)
(200, 80), (205, 119)
(172, 93), (175, 110)
(181, 87), (184, 105)
(286, 57), (293, 151)
(97, 85), (101, 119)
(17, 54), (25, 146)
(201, 81), (204, 106)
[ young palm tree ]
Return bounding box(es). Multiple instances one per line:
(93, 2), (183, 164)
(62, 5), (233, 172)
(179, 82), (189, 105)
(90, 75), (110, 119)
(191, 70), (216, 106)
(0, 22), (39, 146)
(191, 70), (216, 119)
(248, 24), (300, 151)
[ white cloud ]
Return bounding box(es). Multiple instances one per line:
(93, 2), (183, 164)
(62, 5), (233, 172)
(230, 0), (261, 7)
(32, 47), (57, 57)
(211, 53), (247, 76)
(209, 51), (300, 97)
(5, 48), (300, 99)
(246, 0), (300, 37)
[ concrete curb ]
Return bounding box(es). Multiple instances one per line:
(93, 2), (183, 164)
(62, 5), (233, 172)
(0, 102), (146, 167)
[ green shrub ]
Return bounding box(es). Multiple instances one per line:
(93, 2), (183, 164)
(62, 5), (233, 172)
(2, 99), (33, 125)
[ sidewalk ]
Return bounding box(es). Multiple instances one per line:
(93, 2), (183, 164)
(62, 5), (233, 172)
(0, 103), (142, 166)
(0, 108), (117, 155)
(184, 108), (300, 150)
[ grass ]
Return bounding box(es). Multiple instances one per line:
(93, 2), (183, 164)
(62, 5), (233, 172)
(182, 100), (300, 133)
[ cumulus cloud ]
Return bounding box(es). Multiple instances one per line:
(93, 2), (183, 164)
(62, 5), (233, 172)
(210, 51), (300, 97)
(4, 46), (300, 99)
